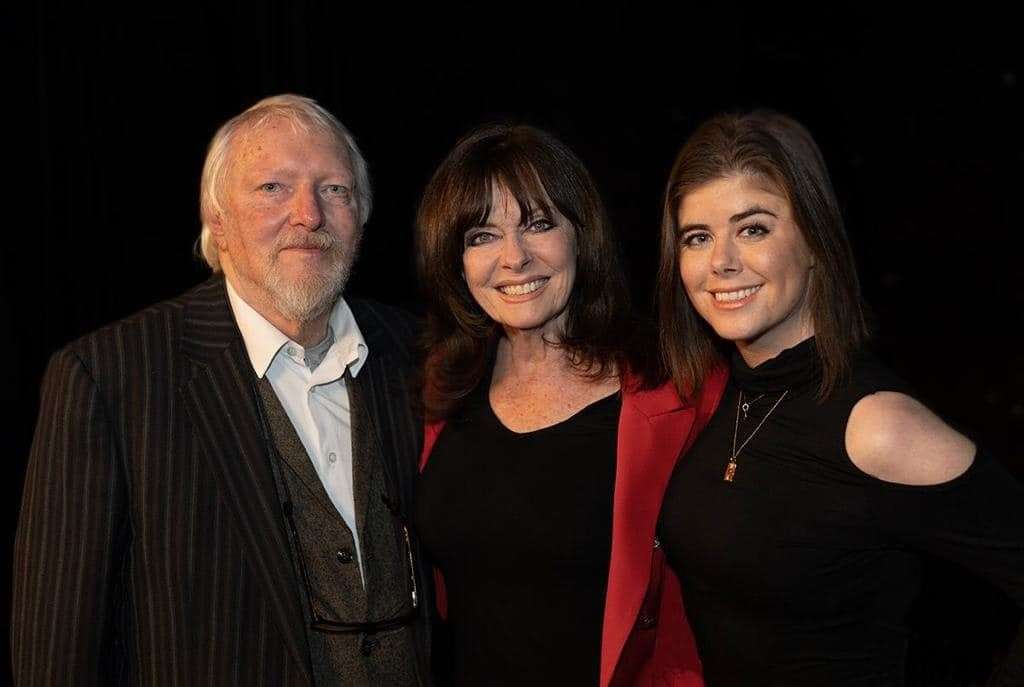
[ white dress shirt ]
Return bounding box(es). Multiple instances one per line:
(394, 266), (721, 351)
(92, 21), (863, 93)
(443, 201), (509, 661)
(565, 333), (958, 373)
(225, 279), (369, 581)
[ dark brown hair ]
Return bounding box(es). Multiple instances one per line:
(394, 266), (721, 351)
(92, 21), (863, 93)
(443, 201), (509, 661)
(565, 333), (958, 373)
(417, 123), (637, 421)
(657, 110), (868, 400)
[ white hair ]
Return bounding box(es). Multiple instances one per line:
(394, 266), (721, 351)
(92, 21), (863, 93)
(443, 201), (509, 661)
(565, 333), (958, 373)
(196, 94), (372, 271)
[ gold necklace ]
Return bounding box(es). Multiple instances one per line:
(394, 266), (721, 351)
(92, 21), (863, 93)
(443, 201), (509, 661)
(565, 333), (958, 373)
(725, 389), (789, 482)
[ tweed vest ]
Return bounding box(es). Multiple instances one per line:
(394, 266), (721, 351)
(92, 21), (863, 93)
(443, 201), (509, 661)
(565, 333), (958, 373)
(256, 376), (422, 686)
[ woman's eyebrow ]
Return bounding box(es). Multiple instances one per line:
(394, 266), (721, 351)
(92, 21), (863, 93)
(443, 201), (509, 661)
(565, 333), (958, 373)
(730, 206), (778, 223)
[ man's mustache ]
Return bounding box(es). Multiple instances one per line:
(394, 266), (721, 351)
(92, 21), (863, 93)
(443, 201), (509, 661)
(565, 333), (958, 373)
(275, 232), (336, 251)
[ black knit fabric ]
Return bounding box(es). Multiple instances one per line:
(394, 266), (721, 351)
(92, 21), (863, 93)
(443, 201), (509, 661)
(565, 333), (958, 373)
(659, 338), (1024, 686)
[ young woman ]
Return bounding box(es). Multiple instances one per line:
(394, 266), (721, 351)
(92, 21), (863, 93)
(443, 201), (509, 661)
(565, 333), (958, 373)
(655, 110), (1024, 686)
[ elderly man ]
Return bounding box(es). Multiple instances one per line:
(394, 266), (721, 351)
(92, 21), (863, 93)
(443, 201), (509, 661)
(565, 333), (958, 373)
(13, 95), (432, 685)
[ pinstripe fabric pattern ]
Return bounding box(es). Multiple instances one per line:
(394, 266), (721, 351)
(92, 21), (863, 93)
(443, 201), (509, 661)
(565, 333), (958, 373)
(12, 276), (428, 686)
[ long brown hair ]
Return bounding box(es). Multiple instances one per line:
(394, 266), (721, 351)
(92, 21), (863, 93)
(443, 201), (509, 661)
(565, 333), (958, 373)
(658, 110), (868, 400)
(417, 123), (639, 421)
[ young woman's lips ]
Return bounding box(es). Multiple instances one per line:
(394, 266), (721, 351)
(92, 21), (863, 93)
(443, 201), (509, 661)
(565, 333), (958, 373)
(710, 284), (762, 309)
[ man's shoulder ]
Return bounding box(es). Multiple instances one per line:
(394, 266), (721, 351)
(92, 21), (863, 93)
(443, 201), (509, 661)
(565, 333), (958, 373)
(62, 277), (225, 365)
(346, 297), (421, 363)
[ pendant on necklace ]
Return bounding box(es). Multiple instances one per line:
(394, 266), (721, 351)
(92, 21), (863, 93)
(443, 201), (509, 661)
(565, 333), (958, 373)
(724, 456), (738, 482)
(741, 402), (750, 420)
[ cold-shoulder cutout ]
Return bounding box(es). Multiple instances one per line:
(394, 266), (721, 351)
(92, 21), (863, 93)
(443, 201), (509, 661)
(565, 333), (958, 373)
(845, 391), (976, 486)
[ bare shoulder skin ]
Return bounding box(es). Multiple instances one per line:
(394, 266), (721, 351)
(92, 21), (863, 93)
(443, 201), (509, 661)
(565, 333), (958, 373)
(845, 391), (976, 486)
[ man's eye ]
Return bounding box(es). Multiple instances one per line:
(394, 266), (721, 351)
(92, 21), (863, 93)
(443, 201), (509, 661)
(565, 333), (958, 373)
(259, 183), (282, 193)
(324, 185), (351, 198)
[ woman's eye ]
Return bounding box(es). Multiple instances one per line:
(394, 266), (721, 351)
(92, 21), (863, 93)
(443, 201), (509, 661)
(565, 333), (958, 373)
(527, 217), (555, 232)
(465, 231), (496, 247)
(680, 232), (711, 248)
(740, 223), (769, 238)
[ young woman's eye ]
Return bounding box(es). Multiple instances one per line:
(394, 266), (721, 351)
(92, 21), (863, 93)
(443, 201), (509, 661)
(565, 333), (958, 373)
(740, 223), (770, 238)
(680, 232), (711, 248)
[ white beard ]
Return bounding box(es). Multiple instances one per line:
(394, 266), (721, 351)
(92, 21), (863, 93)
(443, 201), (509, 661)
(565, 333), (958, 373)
(262, 239), (360, 323)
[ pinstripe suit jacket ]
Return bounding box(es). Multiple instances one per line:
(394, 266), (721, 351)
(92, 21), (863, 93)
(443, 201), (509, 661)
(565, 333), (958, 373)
(12, 276), (430, 686)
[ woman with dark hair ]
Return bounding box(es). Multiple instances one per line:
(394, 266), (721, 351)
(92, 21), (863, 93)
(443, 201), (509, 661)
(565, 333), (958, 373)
(413, 123), (726, 686)
(656, 110), (1024, 686)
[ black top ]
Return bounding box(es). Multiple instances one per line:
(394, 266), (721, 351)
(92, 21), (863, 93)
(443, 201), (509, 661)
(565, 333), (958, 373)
(658, 338), (1024, 687)
(415, 385), (620, 686)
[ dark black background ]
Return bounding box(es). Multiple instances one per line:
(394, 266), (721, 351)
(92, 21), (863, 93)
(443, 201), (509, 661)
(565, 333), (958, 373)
(5, 4), (1021, 684)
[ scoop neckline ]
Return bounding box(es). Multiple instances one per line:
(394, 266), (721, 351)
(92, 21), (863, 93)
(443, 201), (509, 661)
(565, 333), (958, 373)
(484, 388), (621, 437)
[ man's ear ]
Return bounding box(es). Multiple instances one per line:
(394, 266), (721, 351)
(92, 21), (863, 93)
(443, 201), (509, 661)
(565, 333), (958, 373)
(209, 212), (229, 250)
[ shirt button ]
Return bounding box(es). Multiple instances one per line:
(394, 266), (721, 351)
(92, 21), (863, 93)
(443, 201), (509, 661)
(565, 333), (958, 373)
(328, 452), (337, 463)
(336, 549), (354, 564)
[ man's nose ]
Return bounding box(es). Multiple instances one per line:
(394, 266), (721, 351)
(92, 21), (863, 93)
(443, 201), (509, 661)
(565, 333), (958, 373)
(289, 187), (324, 230)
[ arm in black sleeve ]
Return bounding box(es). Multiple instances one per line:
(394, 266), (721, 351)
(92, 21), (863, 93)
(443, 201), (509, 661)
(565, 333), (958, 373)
(12, 347), (128, 685)
(875, 451), (1024, 686)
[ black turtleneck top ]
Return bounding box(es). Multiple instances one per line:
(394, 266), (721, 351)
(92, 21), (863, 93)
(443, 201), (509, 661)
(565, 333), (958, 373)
(658, 338), (1024, 686)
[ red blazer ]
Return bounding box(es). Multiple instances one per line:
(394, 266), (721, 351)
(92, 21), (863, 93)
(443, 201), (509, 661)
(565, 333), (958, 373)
(419, 368), (728, 686)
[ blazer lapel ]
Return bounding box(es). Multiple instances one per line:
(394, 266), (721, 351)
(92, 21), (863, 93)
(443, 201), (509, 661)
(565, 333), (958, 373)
(599, 368), (728, 687)
(600, 379), (696, 687)
(178, 278), (312, 685)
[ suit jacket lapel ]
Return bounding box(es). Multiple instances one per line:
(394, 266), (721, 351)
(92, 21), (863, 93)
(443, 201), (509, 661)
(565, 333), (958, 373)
(178, 277), (312, 685)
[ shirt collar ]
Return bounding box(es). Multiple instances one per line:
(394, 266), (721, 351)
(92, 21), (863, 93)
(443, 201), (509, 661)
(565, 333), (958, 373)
(225, 278), (369, 379)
